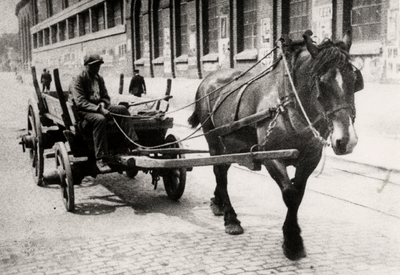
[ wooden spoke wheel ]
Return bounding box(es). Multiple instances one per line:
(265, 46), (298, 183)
(54, 142), (75, 212)
(162, 134), (186, 200)
(27, 103), (44, 186)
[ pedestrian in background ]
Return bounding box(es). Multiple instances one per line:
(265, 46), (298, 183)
(129, 69), (146, 97)
(40, 69), (52, 92)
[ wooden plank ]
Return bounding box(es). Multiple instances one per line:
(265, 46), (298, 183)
(131, 117), (173, 130)
(31, 66), (47, 115)
(156, 78), (172, 110)
(43, 113), (65, 126)
(53, 68), (73, 130)
(119, 73), (124, 94)
(44, 95), (64, 118)
(119, 149), (299, 169)
(132, 148), (209, 155)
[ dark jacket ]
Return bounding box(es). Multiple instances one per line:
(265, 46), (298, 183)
(41, 72), (52, 84)
(69, 69), (111, 113)
(129, 74), (146, 96)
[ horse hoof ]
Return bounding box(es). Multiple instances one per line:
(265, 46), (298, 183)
(225, 224), (244, 235)
(282, 243), (306, 261)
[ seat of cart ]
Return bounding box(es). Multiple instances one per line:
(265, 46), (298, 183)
(41, 91), (174, 134)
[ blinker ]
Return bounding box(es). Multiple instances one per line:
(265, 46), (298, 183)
(353, 68), (364, 92)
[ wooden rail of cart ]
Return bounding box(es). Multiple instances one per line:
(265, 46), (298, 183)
(20, 67), (299, 212)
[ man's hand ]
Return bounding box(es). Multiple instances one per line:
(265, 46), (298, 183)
(98, 103), (112, 120)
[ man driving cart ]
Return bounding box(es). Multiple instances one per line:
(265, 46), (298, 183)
(69, 54), (138, 173)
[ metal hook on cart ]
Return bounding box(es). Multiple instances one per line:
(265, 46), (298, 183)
(150, 170), (160, 190)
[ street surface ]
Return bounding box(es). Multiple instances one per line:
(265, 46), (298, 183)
(1, 72), (400, 274)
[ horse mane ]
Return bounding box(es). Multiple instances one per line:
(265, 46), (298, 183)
(309, 39), (350, 78)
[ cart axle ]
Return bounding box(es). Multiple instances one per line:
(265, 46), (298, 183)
(20, 134), (36, 152)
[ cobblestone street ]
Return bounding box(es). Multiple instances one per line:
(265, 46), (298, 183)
(2, 195), (400, 275)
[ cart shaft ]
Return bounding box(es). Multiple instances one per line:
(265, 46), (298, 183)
(119, 149), (299, 171)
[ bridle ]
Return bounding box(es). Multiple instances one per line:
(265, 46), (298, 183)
(279, 42), (359, 145)
(311, 75), (357, 127)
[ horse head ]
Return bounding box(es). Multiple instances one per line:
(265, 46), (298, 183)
(296, 30), (361, 155)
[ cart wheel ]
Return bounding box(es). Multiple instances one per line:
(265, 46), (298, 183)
(27, 103), (44, 186)
(162, 134), (186, 200)
(54, 142), (75, 212)
(126, 168), (139, 178)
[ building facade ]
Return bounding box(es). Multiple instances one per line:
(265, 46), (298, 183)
(16, 0), (400, 82)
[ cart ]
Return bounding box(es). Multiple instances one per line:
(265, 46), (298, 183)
(20, 67), (299, 212)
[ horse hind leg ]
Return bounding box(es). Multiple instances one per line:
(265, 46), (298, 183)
(211, 163), (244, 235)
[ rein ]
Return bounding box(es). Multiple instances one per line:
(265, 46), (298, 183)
(278, 41), (329, 145)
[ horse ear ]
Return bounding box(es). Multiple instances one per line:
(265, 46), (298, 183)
(343, 30), (352, 52)
(303, 30), (319, 58)
(280, 33), (291, 45)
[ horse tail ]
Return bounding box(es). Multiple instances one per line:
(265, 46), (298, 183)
(188, 110), (200, 128)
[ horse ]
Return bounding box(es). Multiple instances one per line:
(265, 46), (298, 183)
(188, 31), (362, 260)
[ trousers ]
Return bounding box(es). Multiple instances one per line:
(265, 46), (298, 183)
(79, 105), (138, 159)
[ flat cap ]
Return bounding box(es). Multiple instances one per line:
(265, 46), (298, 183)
(84, 54), (104, 66)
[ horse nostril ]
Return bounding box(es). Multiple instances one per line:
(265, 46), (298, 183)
(335, 138), (348, 152)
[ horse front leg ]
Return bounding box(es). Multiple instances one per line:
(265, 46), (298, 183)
(281, 179), (306, 261)
(211, 164), (243, 235)
(264, 159), (309, 260)
(283, 153), (321, 260)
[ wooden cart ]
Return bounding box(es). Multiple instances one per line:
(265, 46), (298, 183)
(20, 67), (299, 212)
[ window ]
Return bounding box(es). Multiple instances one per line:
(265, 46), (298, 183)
(51, 25), (57, 43)
(68, 16), (77, 39)
(290, 0), (309, 40)
(157, 9), (164, 58)
(46, 0), (53, 18)
(204, 0), (218, 54)
(107, 0), (123, 28)
(175, 0), (188, 57)
(237, 0), (257, 52)
(59, 21), (66, 41)
(153, 0), (163, 59)
(33, 33), (38, 49)
(38, 31), (43, 47)
(44, 28), (50, 45)
(352, 0), (382, 42)
(32, 0), (38, 25)
(79, 10), (90, 36)
(92, 4), (105, 32)
(134, 0), (143, 59)
(243, 0), (257, 50)
(119, 44), (127, 57)
(62, 0), (69, 9)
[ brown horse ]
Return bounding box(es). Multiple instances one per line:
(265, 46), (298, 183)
(188, 31), (361, 260)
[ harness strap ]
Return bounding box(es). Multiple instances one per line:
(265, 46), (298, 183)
(206, 108), (276, 138)
(311, 102), (354, 126)
(232, 84), (249, 121)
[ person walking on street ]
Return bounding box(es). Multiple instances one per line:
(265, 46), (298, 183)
(41, 69), (52, 92)
(129, 69), (146, 97)
(69, 54), (138, 173)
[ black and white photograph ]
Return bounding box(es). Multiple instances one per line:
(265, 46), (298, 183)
(1, 0), (400, 274)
